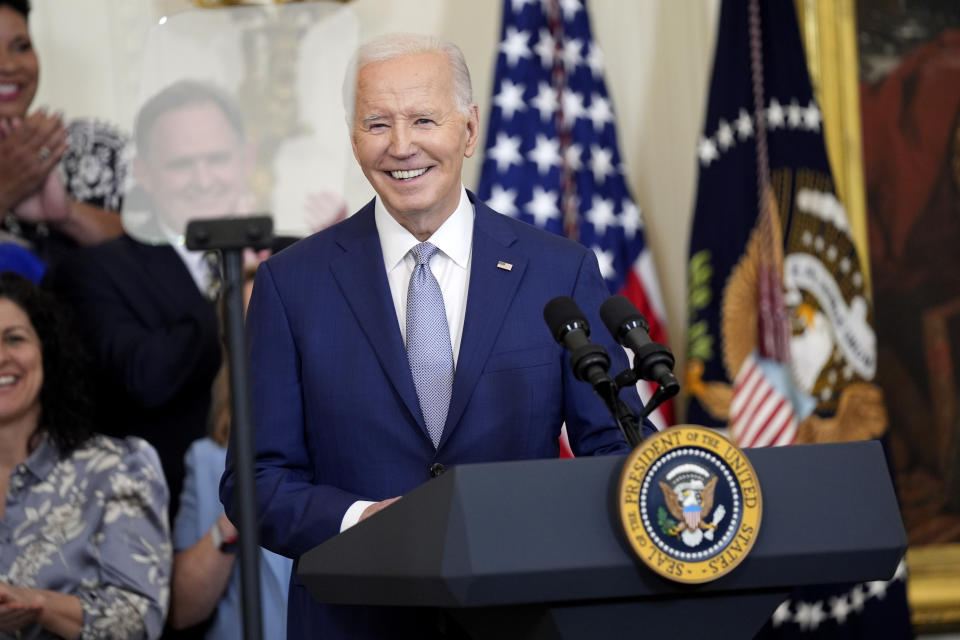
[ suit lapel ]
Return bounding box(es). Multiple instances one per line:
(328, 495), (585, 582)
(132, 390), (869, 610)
(440, 194), (526, 447)
(129, 238), (208, 315)
(329, 202), (427, 436)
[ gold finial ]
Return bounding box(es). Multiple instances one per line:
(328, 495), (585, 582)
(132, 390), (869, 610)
(192, 0), (349, 7)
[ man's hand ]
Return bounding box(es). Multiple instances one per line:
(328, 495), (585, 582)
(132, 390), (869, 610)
(0, 582), (43, 633)
(359, 497), (401, 522)
(0, 111), (68, 212)
(243, 247), (272, 270)
(216, 512), (239, 542)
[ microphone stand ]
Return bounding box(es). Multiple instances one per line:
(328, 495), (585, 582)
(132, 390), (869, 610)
(186, 216), (273, 640)
(597, 377), (644, 449)
(602, 364), (680, 449)
(567, 342), (678, 449)
(564, 340), (645, 449)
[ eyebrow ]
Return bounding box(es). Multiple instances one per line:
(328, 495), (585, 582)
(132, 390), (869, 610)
(360, 109), (443, 125)
(2, 325), (33, 334)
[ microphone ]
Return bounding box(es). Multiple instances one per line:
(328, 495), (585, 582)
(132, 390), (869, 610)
(543, 296), (613, 390)
(599, 295), (679, 394)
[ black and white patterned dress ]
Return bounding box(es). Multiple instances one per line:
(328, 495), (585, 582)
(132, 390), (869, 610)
(2, 118), (128, 267)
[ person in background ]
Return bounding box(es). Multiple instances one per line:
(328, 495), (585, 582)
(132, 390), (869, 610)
(0, 272), (170, 640)
(45, 79), (255, 522)
(0, 0), (125, 272)
(168, 266), (292, 639)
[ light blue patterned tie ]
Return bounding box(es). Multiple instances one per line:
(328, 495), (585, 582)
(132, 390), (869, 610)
(406, 242), (454, 448)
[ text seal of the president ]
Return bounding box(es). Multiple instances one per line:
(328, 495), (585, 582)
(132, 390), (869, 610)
(617, 425), (762, 583)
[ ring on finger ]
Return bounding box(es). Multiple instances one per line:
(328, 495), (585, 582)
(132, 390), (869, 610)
(38, 146), (51, 161)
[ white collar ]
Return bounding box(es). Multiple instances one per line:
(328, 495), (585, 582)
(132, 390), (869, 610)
(157, 218), (211, 291)
(375, 186), (473, 270)
(167, 227), (206, 271)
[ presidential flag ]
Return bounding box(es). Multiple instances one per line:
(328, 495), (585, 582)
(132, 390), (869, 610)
(477, 0), (673, 431)
(685, 0), (911, 636)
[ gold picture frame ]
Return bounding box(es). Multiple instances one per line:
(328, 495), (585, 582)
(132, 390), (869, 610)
(797, 0), (960, 632)
(794, 0), (870, 292)
(907, 544), (960, 631)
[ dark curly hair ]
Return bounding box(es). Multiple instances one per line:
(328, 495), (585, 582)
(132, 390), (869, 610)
(0, 272), (94, 456)
(0, 1), (29, 18)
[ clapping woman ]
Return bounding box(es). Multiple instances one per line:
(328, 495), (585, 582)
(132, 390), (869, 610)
(0, 0), (125, 271)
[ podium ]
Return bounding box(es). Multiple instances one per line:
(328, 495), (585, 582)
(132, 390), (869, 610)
(299, 440), (906, 638)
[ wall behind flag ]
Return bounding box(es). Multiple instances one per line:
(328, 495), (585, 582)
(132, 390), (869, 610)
(30, 0), (721, 406)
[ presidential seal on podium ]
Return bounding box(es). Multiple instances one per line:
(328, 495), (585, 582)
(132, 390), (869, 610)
(618, 425), (763, 584)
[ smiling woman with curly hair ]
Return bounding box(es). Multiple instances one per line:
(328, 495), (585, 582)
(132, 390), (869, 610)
(0, 272), (171, 640)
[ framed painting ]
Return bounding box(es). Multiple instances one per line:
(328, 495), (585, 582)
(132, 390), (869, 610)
(857, 0), (960, 631)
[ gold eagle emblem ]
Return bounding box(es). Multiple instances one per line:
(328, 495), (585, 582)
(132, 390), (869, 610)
(659, 475), (719, 536)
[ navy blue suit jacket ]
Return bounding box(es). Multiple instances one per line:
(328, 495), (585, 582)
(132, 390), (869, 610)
(221, 192), (652, 639)
(47, 235), (221, 522)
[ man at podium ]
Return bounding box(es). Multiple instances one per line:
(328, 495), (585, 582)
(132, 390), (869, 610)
(221, 32), (654, 639)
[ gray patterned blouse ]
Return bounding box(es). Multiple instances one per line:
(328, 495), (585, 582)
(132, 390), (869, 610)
(0, 435), (171, 639)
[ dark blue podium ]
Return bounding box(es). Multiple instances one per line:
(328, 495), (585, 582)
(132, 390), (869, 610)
(299, 440), (906, 638)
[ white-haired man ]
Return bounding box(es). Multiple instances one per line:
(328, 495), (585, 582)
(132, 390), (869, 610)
(221, 33), (653, 639)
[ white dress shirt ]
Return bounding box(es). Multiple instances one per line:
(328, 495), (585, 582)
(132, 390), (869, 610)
(375, 185), (474, 365)
(340, 185), (475, 532)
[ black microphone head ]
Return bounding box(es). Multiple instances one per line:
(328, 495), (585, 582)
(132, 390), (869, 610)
(599, 295), (649, 339)
(543, 296), (589, 342)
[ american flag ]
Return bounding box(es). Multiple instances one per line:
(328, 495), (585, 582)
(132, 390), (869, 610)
(477, 0), (673, 431)
(730, 352), (798, 448)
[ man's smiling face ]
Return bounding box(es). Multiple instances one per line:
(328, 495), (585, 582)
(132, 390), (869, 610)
(350, 50), (479, 235)
(135, 101), (252, 233)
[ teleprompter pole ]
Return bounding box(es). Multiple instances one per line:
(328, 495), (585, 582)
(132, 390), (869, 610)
(186, 216), (273, 640)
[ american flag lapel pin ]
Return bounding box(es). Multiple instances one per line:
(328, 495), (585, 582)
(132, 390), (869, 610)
(496, 260), (513, 271)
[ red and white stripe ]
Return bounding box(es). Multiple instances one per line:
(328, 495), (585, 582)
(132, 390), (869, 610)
(729, 353), (797, 448)
(620, 250), (674, 431)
